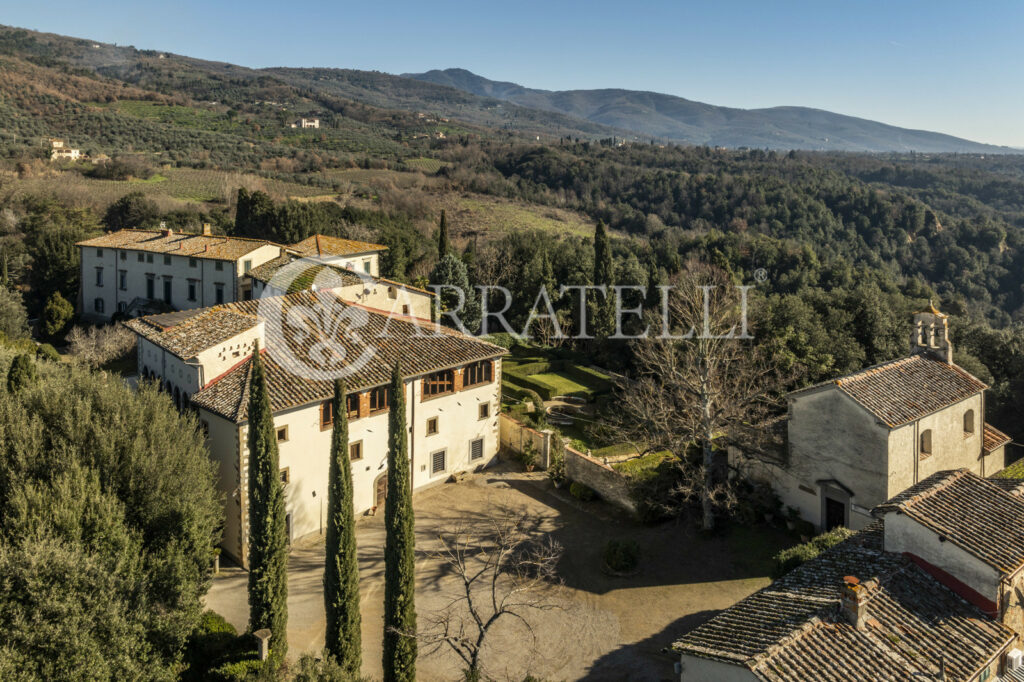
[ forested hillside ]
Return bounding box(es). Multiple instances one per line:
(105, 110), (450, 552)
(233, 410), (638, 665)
(1, 24), (1023, 440)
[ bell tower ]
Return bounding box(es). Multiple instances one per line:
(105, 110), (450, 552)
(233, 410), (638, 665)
(911, 301), (952, 364)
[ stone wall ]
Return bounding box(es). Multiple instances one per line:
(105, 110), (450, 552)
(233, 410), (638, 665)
(564, 446), (637, 516)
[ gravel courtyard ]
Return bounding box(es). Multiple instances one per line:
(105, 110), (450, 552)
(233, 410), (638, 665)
(206, 462), (792, 681)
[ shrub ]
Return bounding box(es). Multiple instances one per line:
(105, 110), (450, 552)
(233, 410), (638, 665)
(6, 353), (37, 392)
(293, 652), (358, 682)
(603, 539), (640, 573)
(183, 611), (239, 680)
(207, 657), (269, 682)
(569, 481), (596, 501)
(519, 442), (539, 470)
(65, 324), (135, 368)
(42, 292), (74, 340)
(547, 438), (566, 485)
(772, 527), (855, 578)
(36, 343), (60, 362)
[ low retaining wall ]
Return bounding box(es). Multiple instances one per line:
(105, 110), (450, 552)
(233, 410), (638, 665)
(564, 446), (637, 516)
(499, 413), (553, 469)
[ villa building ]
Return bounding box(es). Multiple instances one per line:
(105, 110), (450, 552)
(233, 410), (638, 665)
(124, 289), (504, 568)
(739, 305), (1010, 532)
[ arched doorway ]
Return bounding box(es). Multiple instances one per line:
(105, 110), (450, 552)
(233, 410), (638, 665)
(374, 472), (388, 511)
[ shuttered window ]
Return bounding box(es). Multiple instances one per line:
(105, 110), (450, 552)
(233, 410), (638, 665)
(431, 450), (446, 475)
(470, 438), (484, 461)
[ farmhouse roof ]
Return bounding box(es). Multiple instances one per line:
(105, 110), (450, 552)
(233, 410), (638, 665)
(77, 228), (282, 261)
(290, 234), (386, 257)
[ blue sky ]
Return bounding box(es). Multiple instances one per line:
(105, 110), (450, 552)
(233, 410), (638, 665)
(6, 1), (1023, 146)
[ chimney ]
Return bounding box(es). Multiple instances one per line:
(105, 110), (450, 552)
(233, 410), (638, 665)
(910, 301), (952, 364)
(160, 221), (172, 237)
(202, 223), (213, 236)
(840, 576), (871, 630)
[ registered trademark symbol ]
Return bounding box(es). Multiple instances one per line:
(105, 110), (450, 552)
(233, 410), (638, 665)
(754, 268), (768, 283)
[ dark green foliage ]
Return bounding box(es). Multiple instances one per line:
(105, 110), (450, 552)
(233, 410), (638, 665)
(324, 379), (362, 675)
(6, 353), (36, 392)
(602, 539), (640, 573)
(383, 362), (416, 682)
(22, 200), (101, 309)
(88, 155), (155, 181)
(293, 652), (362, 682)
(183, 610), (240, 680)
(569, 481), (596, 501)
(772, 527), (855, 578)
(35, 343), (59, 362)
(246, 343), (289, 660)
(430, 253), (481, 333)
(0, 351), (221, 679)
(0, 286), (29, 340)
(437, 209), (449, 256)
(103, 191), (161, 231)
(41, 291), (74, 340)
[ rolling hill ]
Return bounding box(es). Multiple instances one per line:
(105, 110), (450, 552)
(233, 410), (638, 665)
(405, 68), (1011, 153)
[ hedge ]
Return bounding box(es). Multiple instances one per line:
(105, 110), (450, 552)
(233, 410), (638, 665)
(772, 527), (855, 578)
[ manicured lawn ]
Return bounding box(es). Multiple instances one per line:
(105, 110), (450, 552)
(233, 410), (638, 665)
(528, 371), (594, 397)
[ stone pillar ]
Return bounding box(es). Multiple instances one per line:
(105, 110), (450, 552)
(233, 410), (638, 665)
(540, 429), (554, 469)
(253, 629), (272, 662)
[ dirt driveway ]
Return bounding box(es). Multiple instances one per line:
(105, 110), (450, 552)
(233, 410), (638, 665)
(206, 462), (792, 681)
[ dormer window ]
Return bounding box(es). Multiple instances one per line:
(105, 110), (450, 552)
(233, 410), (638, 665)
(920, 429), (933, 459)
(964, 410), (975, 436)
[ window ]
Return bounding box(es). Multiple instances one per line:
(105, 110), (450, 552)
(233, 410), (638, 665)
(117, 301), (127, 313)
(369, 386), (389, 413)
(163, 277), (172, 303)
(146, 274), (155, 299)
(276, 426), (288, 443)
(137, 253), (145, 263)
(93, 297), (104, 313)
(118, 270), (127, 290)
(363, 260), (371, 273)
(96, 248), (103, 257)
(189, 258), (198, 268)
(346, 394), (360, 420)
(422, 369), (454, 398)
(470, 438), (484, 461)
(95, 267), (103, 286)
(349, 441), (363, 461)
(215, 261), (224, 271)
(388, 286), (397, 300)
(119, 251), (126, 261)
(920, 429), (933, 458)
(187, 279), (198, 302)
(146, 253), (154, 264)
(431, 449), (446, 475)
(463, 360), (493, 388)
(426, 417), (439, 436)
(280, 468), (290, 484)
(163, 255), (172, 265)
(478, 403), (490, 420)
(402, 305), (410, 315)
(964, 410), (975, 436)
(214, 283), (225, 304)
(244, 259), (253, 273)
(320, 399), (334, 430)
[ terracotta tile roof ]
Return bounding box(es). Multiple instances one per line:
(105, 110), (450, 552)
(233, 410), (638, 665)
(674, 524), (1013, 681)
(983, 422), (1011, 452)
(790, 354), (987, 427)
(247, 254), (365, 292)
(77, 229), (282, 261)
(290, 234), (386, 257)
(124, 308), (259, 359)
(189, 289), (504, 422)
(874, 469), (1024, 575)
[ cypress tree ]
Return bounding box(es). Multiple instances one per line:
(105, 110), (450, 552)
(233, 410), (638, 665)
(6, 353), (36, 392)
(437, 209), (449, 257)
(383, 362), (416, 681)
(592, 221), (615, 338)
(324, 379), (361, 674)
(246, 340), (289, 661)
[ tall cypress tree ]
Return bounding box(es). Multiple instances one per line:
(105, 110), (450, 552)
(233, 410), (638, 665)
(592, 220), (615, 338)
(246, 341), (289, 660)
(437, 209), (449, 257)
(383, 362), (416, 681)
(324, 379), (361, 674)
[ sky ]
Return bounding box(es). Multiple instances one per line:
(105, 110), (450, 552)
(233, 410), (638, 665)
(5, 0), (1023, 146)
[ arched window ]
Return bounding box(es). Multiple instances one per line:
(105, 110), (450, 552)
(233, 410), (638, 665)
(920, 429), (933, 458)
(964, 410), (975, 435)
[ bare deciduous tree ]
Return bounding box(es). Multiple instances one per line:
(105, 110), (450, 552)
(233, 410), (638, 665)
(406, 509), (563, 681)
(609, 263), (790, 531)
(66, 324), (135, 368)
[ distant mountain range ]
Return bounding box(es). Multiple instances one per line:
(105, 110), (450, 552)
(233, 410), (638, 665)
(405, 68), (1011, 153)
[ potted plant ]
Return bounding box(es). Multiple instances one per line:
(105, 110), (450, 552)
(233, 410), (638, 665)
(520, 444), (538, 472)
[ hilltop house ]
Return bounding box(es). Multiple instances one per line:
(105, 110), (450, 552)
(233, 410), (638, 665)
(739, 305), (1010, 532)
(49, 138), (81, 161)
(291, 118), (319, 129)
(75, 228), (411, 320)
(674, 469), (1024, 682)
(125, 289), (504, 568)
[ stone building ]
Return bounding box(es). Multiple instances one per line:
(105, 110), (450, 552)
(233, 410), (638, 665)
(125, 289), (504, 568)
(742, 305), (1010, 532)
(673, 469), (1024, 681)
